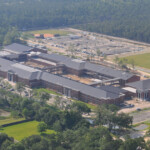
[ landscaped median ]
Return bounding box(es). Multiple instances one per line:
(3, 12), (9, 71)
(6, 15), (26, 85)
(0, 120), (56, 141)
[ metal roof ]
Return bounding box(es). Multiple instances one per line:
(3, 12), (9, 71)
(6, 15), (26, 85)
(39, 53), (70, 63)
(11, 63), (42, 80)
(0, 57), (123, 100)
(99, 85), (127, 95)
(41, 72), (122, 100)
(0, 58), (42, 80)
(38, 53), (134, 80)
(4, 43), (33, 54)
(84, 62), (133, 80)
(127, 79), (150, 92)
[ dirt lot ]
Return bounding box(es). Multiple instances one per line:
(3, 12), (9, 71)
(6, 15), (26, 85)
(0, 109), (10, 117)
(118, 99), (150, 124)
(25, 61), (45, 69)
(27, 28), (150, 61)
(119, 99), (150, 114)
(63, 74), (93, 84)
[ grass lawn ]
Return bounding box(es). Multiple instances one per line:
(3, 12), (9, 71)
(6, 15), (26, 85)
(34, 88), (61, 96)
(0, 121), (56, 141)
(0, 117), (25, 126)
(34, 88), (97, 110)
(27, 29), (71, 36)
(70, 98), (97, 110)
(121, 53), (150, 69)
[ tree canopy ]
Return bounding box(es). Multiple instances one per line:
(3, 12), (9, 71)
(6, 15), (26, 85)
(0, 0), (150, 44)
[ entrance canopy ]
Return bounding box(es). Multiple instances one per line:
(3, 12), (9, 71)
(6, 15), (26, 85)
(123, 87), (136, 93)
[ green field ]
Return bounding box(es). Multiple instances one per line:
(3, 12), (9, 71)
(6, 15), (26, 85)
(121, 53), (150, 69)
(34, 88), (61, 96)
(0, 121), (55, 141)
(0, 117), (25, 126)
(27, 29), (71, 36)
(70, 98), (97, 110)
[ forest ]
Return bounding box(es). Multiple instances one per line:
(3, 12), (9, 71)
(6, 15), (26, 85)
(0, 87), (149, 150)
(1, 0), (150, 45)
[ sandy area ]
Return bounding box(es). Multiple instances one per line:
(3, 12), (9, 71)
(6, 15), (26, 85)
(63, 74), (93, 84)
(25, 61), (45, 69)
(119, 99), (150, 114)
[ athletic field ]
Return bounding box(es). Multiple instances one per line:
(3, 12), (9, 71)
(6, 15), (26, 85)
(0, 121), (55, 141)
(122, 53), (150, 69)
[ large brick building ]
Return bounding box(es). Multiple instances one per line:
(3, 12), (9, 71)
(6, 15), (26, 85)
(126, 79), (150, 100)
(0, 43), (141, 105)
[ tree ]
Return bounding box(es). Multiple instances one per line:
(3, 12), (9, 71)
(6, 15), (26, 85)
(119, 137), (146, 150)
(96, 49), (102, 61)
(3, 27), (20, 46)
(37, 122), (47, 133)
(40, 92), (51, 105)
(15, 82), (25, 96)
(22, 135), (41, 150)
(22, 108), (35, 119)
(114, 56), (119, 68)
(116, 113), (133, 129)
(67, 44), (76, 58)
(1, 140), (13, 150)
(130, 59), (135, 69)
(54, 96), (62, 108)
(6, 143), (25, 150)
(71, 102), (91, 114)
(0, 133), (14, 148)
(95, 105), (132, 131)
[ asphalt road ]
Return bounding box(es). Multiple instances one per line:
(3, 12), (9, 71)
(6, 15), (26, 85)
(131, 110), (150, 124)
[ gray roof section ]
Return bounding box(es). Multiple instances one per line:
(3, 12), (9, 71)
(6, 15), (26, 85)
(127, 79), (150, 91)
(84, 62), (133, 80)
(39, 53), (86, 70)
(39, 53), (70, 63)
(99, 85), (127, 95)
(0, 58), (42, 80)
(63, 59), (86, 70)
(38, 53), (134, 80)
(0, 58), (15, 71)
(0, 57), (123, 100)
(11, 63), (42, 80)
(41, 72), (122, 100)
(4, 43), (33, 54)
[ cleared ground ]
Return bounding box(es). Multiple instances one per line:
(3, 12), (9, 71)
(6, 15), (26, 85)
(63, 74), (93, 84)
(27, 29), (71, 36)
(25, 61), (45, 69)
(121, 53), (150, 69)
(119, 99), (150, 114)
(0, 109), (10, 117)
(0, 121), (55, 141)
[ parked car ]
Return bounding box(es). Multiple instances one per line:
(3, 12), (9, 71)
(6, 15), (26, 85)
(136, 108), (141, 111)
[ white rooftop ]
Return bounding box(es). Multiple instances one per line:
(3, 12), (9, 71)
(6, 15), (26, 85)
(123, 87), (136, 93)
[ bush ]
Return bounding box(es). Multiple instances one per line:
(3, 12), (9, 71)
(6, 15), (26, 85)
(37, 122), (47, 133)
